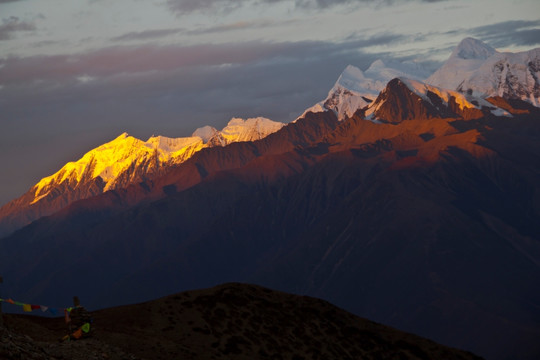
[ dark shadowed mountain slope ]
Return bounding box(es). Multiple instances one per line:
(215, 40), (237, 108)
(3, 283), (483, 360)
(1, 81), (539, 360)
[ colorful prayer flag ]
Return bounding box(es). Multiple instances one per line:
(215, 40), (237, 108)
(72, 329), (83, 339)
(81, 323), (91, 333)
(0, 297), (79, 318)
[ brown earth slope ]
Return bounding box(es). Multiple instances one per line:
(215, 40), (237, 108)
(2, 283), (482, 360)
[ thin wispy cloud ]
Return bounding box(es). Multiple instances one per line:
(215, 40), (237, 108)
(111, 28), (185, 42)
(110, 20), (293, 42)
(1, 32), (417, 87)
(166, 0), (452, 14)
(166, 0), (250, 15)
(187, 19), (298, 35)
(470, 20), (540, 48)
(0, 16), (35, 40)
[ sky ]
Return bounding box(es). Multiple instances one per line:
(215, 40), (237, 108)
(0, 0), (539, 206)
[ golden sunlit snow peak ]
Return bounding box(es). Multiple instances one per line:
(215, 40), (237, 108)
(30, 118), (284, 205)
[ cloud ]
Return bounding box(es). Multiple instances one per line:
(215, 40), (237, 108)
(0, 16), (36, 40)
(166, 0), (250, 14)
(110, 20), (298, 43)
(0, 31), (419, 90)
(187, 19), (298, 35)
(0, 0), (27, 3)
(0, 36), (391, 130)
(166, 0), (450, 14)
(111, 28), (185, 42)
(190, 21), (261, 34)
(0, 39), (356, 86)
(469, 20), (540, 48)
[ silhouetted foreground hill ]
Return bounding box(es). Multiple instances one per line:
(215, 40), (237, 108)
(2, 283), (482, 360)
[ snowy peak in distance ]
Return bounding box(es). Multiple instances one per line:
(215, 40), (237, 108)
(193, 117), (285, 146)
(427, 37), (540, 106)
(303, 59), (431, 120)
(31, 132), (205, 204)
(8, 116), (284, 222)
(334, 65), (367, 93)
(364, 59), (432, 83)
(427, 38), (497, 90)
(192, 126), (220, 144)
(450, 37), (497, 60)
(458, 48), (540, 106)
(306, 37), (540, 123)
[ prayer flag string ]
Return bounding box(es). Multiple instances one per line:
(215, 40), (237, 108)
(1, 297), (93, 341)
(0, 297), (72, 315)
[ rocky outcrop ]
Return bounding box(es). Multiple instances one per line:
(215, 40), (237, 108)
(364, 78), (489, 123)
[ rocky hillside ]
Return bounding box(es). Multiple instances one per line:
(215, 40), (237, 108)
(1, 283), (482, 360)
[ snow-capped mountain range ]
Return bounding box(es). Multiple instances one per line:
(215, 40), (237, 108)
(32, 117), (285, 203)
(427, 37), (540, 106)
(0, 37), (539, 237)
(0, 117), (284, 235)
(307, 37), (539, 122)
(32, 117), (284, 204)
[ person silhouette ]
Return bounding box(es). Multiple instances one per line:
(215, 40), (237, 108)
(66, 296), (92, 340)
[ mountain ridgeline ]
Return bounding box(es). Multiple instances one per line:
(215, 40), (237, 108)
(1, 38), (540, 360)
(0, 117), (285, 236)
